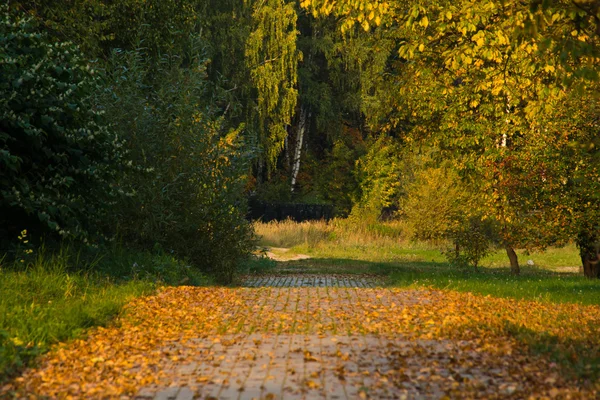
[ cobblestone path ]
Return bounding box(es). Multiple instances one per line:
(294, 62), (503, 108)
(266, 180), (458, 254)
(10, 277), (597, 399)
(242, 274), (382, 288)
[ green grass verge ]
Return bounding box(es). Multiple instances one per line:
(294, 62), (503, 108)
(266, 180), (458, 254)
(389, 265), (600, 306)
(266, 241), (599, 306)
(0, 244), (212, 382)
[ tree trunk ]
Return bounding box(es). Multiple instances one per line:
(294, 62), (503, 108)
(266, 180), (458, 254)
(581, 256), (600, 278)
(505, 245), (520, 275)
(291, 106), (309, 193)
(284, 131), (290, 171)
(577, 230), (600, 279)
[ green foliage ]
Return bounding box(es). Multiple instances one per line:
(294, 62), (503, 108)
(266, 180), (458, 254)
(444, 217), (494, 269)
(239, 254), (278, 275)
(401, 164), (493, 268)
(314, 128), (366, 216)
(401, 165), (467, 242)
(11, 0), (198, 59)
(351, 135), (405, 221)
(0, 8), (128, 247)
(303, 0), (600, 275)
(98, 44), (254, 283)
(253, 172), (294, 203)
(245, 0), (300, 168)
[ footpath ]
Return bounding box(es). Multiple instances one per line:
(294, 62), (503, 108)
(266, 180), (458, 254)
(6, 275), (597, 399)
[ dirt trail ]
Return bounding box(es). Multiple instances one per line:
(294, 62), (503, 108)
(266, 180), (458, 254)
(261, 247), (311, 262)
(4, 277), (598, 399)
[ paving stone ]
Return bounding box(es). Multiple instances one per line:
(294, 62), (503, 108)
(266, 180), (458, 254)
(153, 386), (179, 400)
(135, 387), (156, 399)
(177, 363), (198, 376)
(241, 274), (381, 288)
(14, 284), (581, 399)
(174, 387), (194, 400)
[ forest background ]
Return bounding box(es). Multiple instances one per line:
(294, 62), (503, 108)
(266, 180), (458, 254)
(1, 0), (599, 381)
(1, 0), (599, 277)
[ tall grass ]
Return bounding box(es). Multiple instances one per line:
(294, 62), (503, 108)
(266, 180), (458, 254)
(254, 218), (406, 249)
(255, 219), (582, 269)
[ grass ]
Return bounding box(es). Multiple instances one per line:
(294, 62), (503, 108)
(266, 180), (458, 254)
(255, 219), (600, 380)
(254, 218), (404, 249)
(237, 254), (278, 275)
(0, 244), (210, 382)
(254, 219), (600, 306)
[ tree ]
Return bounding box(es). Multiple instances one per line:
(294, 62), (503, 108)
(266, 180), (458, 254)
(0, 7), (128, 248)
(301, 0), (600, 277)
(97, 43), (254, 283)
(245, 0), (300, 172)
(10, 0), (198, 59)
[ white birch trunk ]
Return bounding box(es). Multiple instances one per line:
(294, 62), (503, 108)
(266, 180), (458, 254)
(284, 127), (290, 170)
(291, 107), (309, 193)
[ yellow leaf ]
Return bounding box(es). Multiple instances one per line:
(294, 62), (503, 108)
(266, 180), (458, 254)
(420, 16), (429, 28)
(306, 380), (320, 389)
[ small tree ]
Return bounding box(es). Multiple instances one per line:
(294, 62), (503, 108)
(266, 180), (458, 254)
(402, 164), (492, 268)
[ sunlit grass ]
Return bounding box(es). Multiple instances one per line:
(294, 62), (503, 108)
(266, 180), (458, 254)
(254, 218), (405, 249)
(254, 219), (599, 306)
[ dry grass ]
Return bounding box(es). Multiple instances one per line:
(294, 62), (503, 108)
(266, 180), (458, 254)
(254, 218), (407, 249)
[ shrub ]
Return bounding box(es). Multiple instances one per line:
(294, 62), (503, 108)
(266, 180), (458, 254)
(97, 43), (254, 283)
(401, 166), (467, 242)
(401, 165), (493, 268)
(444, 217), (493, 269)
(0, 7), (128, 250)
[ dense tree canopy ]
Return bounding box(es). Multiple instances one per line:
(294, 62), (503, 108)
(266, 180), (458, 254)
(2, 0), (599, 278)
(299, 0), (600, 277)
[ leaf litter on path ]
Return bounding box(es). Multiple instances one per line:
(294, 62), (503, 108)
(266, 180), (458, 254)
(3, 283), (599, 399)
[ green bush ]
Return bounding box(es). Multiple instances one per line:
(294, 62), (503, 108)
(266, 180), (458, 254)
(97, 43), (254, 283)
(0, 7), (128, 249)
(444, 217), (493, 269)
(401, 166), (467, 242)
(401, 165), (493, 268)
